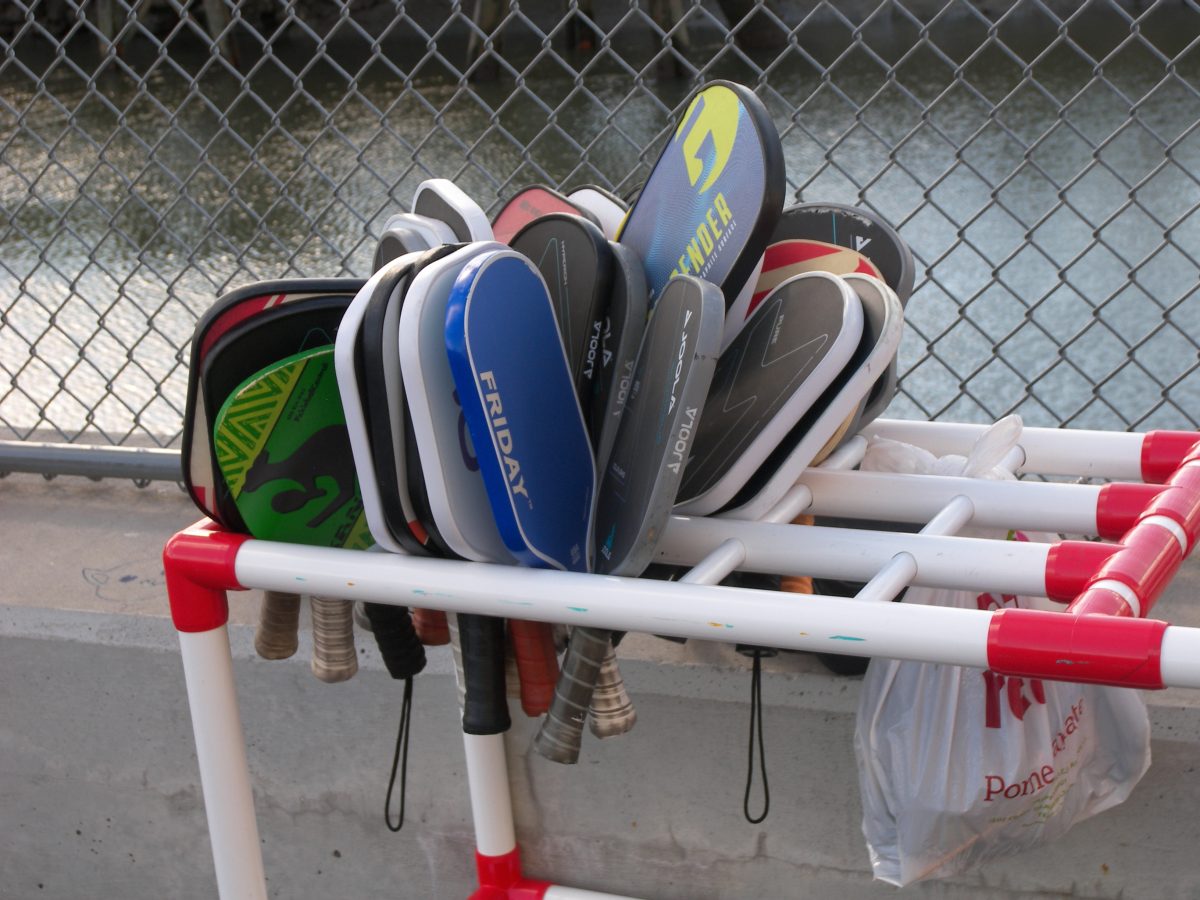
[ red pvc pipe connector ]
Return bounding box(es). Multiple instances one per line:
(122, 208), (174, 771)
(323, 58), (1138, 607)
(1148, 472), (1200, 550)
(1044, 541), (1121, 602)
(1095, 482), (1164, 540)
(470, 849), (551, 900)
(163, 520), (249, 633)
(987, 608), (1167, 689)
(1067, 586), (1136, 618)
(1141, 431), (1200, 484)
(1090, 524), (1184, 615)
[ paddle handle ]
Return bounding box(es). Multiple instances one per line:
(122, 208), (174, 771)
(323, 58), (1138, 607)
(361, 603), (426, 680)
(447, 613), (466, 711)
(254, 590), (301, 659)
(310, 596), (358, 683)
(589, 641), (636, 738)
(457, 613), (511, 735)
(412, 607), (450, 645)
(508, 619), (560, 716)
(534, 625), (611, 763)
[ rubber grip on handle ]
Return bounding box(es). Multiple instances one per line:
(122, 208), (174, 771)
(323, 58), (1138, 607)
(254, 590), (301, 659)
(457, 613), (511, 735)
(589, 641), (636, 738)
(509, 619), (560, 716)
(447, 613), (466, 712)
(362, 603), (426, 680)
(310, 596), (358, 683)
(534, 625), (610, 763)
(411, 607), (450, 645)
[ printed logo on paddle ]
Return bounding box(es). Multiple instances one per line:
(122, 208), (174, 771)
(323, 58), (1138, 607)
(619, 84), (767, 302)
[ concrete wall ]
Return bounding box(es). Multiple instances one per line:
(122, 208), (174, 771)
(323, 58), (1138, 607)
(4, 473), (1200, 898)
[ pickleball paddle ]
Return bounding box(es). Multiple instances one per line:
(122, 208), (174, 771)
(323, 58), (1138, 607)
(568, 184), (628, 239)
(412, 178), (493, 241)
(381, 211), (456, 251)
(722, 273), (905, 521)
(374, 222), (430, 272)
(182, 279), (363, 523)
(592, 241), (649, 471)
(509, 213), (614, 412)
(212, 345), (368, 682)
(674, 272), (864, 516)
(336, 252), (427, 554)
(491, 183), (603, 244)
(616, 80), (784, 311)
(536, 275), (724, 764)
(445, 248), (597, 571)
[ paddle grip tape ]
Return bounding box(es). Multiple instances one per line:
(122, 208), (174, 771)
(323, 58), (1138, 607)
(508, 620), (560, 717)
(458, 613), (512, 735)
(535, 625), (611, 763)
(363, 603), (427, 680)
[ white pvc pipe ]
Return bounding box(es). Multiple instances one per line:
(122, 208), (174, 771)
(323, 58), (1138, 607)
(852, 496), (973, 604)
(1161, 628), (1200, 688)
(678, 538), (746, 586)
(544, 887), (644, 900)
(921, 494), (975, 536)
(855, 552), (917, 603)
(655, 517), (1051, 596)
(800, 468), (1102, 533)
(236, 541), (994, 666)
(178, 628), (268, 900)
(462, 733), (515, 857)
(868, 419), (1147, 480)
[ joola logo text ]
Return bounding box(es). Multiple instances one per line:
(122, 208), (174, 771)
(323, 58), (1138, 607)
(667, 308), (693, 414)
(666, 405), (698, 474)
(478, 371), (530, 504)
(583, 318), (602, 381)
(611, 358), (635, 418)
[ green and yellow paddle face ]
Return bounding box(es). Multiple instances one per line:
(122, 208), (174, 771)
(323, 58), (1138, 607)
(214, 345), (372, 549)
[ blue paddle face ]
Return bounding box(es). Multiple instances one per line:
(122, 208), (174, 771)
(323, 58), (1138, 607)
(445, 250), (596, 573)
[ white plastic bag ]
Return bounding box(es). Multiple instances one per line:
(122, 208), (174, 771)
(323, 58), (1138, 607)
(854, 416), (1152, 885)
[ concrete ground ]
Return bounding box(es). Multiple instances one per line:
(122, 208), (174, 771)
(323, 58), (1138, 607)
(3, 472), (1200, 899)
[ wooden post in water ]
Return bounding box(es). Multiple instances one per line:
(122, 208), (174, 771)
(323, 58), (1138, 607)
(650, 0), (691, 78)
(202, 0), (239, 67)
(714, 0), (788, 51)
(466, 0), (507, 80)
(95, 0), (116, 57)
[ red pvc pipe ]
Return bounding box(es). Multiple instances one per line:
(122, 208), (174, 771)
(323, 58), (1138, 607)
(1095, 482), (1165, 540)
(1140, 431), (1200, 483)
(987, 608), (1167, 689)
(163, 519), (248, 633)
(470, 849), (551, 900)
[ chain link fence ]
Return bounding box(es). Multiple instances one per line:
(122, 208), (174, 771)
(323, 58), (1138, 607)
(2, 0), (1199, 471)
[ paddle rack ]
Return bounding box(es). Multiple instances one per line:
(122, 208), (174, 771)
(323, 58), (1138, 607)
(164, 419), (1200, 900)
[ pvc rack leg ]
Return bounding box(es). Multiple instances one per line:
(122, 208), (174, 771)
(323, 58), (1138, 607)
(178, 627), (268, 900)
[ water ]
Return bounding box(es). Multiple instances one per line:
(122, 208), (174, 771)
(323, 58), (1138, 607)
(2, 4), (1199, 443)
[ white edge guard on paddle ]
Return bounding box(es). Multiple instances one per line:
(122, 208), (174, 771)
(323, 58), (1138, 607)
(335, 255), (424, 554)
(399, 241), (515, 563)
(719, 252), (765, 350)
(413, 177), (494, 241)
(382, 211), (456, 247)
(568, 187), (628, 240)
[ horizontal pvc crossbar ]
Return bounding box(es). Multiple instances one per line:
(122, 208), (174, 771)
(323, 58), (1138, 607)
(655, 515), (1053, 596)
(799, 468), (1164, 539)
(227, 537), (1200, 690)
(868, 419), (1200, 483)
